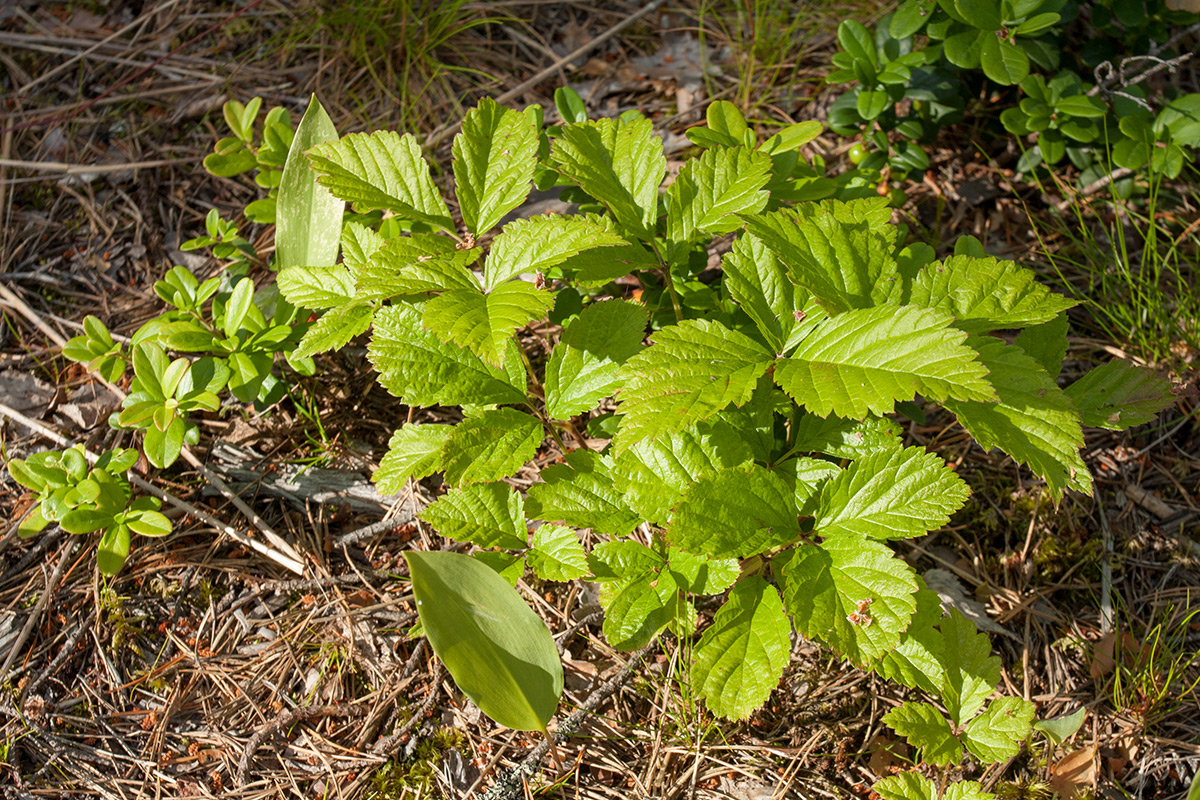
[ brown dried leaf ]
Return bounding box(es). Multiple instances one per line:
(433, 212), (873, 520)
(1050, 745), (1096, 800)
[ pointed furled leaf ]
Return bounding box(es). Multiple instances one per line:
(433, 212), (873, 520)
(1013, 311), (1069, 378)
(356, 234), (478, 301)
(939, 608), (1002, 727)
(906, 255), (1077, 334)
(613, 418), (754, 526)
(550, 116), (666, 237)
(871, 587), (947, 695)
(405, 551), (561, 732)
(665, 146), (772, 242)
(669, 463), (799, 558)
(308, 131), (452, 230)
(367, 304), (526, 407)
(883, 702), (964, 766)
(373, 424), (452, 493)
(453, 98), (538, 235)
(790, 413), (904, 459)
(484, 214), (629, 290)
(774, 305), (995, 419)
(419, 481), (528, 549)
(423, 281), (554, 367)
(943, 337), (1091, 499)
(341, 220), (386, 273)
(962, 697), (1036, 762)
(545, 299), (648, 420)
(528, 524), (588, 581)
(440, 407), (544, 486)
(1064, 360), (1174, 430)
(277, 265), (356, 310)
(781, 533), (919, 663)
(526, 450), (640, 536)
(617, 319), (774, 449)
(815, 446), (970, 540)
(722, 232), (821, 352)
(742, 200), (897, 313)
(277, 96), (343, 272)
(294, 301), (374, 358)
(692, 577), (792, 720)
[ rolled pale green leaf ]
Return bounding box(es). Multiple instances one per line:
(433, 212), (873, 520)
(668, 463), (798, 559)
(944, 336), (1090, 499)
(1064, 359), (1174, 430)
(526, 450), (640, 536)
(545, 299), (648, 420)
(367, 304), (527, 407)
(906, 255), (1077, 334)
(692, 577), (792, 720)
(441, 407), (544, 486)
(665, 146), (772, 243)
(423, 281), (554, 368)
(962, 697), (1036, 762)
(277, 96), (343, 272)
(1032, 707), (1086, 746)
(528, 524), (588, 581)
(453, 98), (538, 235)
(884, 702), (963, 766)
(373, 424), (452, 493)
(774, 305), (995, 419)
(781, 533), (919, 663)
(309, 131), (452, 231)
(419, 481), (527, 550)
(815, 446), (970, 540)
(485, 214), (628, 290)
(550, 116), (666, 237)
(405, 550), (562, 732)
(617, 319), (774, 449)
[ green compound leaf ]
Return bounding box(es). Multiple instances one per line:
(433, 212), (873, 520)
(405, 550), (561, 732)
(775, 457), (842, 512)
(526, 450), (640, 536)
(440, 407), (544, 486)
(665, 146), (772, 243)
(883, 701), (964, 766)
(550, 116), (666, 237)
(962, 697), (1036, 762)
(668, 463), (799, 559)
(356, 234), (477, 301)
(1013, 311), (1069, 379)
(790, 413), (903, 459)
(419, 481), (528, 550)
(308, 131), (452, 231)
(600, 568), (684, 651)
(742, 200), (897, 314)
(871, 586), (947, 695)
(905, 255), (1077, 334)
(874, 772), (937, 800)
(692, 577), (792, 720)
(613, 418), (754, 526)
(943, 337), (1091, 499)
(528, 524), (588, 581)
(781, 533), (919, 663)
(341, 220), (386, 272)
(722, 232), (820, 353)
(668, 547), (740, 595)
(277, 264), (356, 310)
(774, 305), (995, 419)
(617, 319), (774, 449)
(373, 424), (453, 493)
(940, 608), (1002, 727)
(423, 281), (554, 368)
(453, 98), (538, 236)
(277, 95), (343, 273)
(368, 304), (526, 407)
(556, 218), (659, 286)
(1064, 360), (1175, 431)
(475, 550), (525, 586)
(294, 301), (374, 359)
(545, 299), (648, 420)
(815, 446), (970, 540)
(485, 214), (629, 290)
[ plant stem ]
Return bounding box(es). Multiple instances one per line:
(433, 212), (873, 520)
(648, 241), (684, 323)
